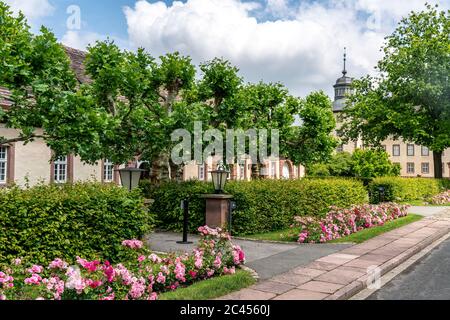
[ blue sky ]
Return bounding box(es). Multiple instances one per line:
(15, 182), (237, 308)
(4, 0), (449, 96)
(28, 0), (134, 39)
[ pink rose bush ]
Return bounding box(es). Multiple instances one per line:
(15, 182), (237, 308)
(430, 190), (450, 205)
(0, 226), (245, 300)
(294, 203), (409, 243)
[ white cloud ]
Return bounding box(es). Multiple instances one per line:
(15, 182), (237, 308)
(266, 0), (291, 18)
(4, 0), (54, 19)
(124, 0), (447, 97)
(61, 30), (130, 51)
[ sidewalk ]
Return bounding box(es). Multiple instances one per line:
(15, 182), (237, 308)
(220, 213), (450, 300)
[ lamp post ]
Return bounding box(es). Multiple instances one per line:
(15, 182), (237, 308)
(116, 167), (146, 191)
(378, 186), (386, 203)
(201, 162), (233, 229)
(210, 163), (230, 194)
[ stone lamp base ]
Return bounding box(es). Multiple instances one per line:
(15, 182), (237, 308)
(201, 194), (233, 229)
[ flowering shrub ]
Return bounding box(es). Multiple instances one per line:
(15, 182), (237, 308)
(430, 190), (450, 205)
(0, 227), (245, 300)
(0, 182), (153, 264)
(146, 179), (368, 235)
(294, 203), (409, 243)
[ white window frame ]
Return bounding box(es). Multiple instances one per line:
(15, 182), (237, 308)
(393, 145), (400, 156)
(421, 146), (429, 156)
(103, 159), (114, 182)
(0, 146), (7, 184)
(54, 156), (68, 183)
(239, 164), (245, 180)
(407, 162), (415, 174)
(421, 163), (430, 174)
(198, 165), (205, 181)
(407, 144), (415, 156)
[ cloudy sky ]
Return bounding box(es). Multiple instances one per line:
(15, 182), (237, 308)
(4, 0), (449, 97)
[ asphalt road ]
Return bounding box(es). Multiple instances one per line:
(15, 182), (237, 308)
(368, 237), (450, 300)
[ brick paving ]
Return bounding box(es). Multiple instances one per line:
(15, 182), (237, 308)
(220, 214), (450, 300)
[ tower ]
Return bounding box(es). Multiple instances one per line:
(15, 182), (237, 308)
(333, 48), (353, 112)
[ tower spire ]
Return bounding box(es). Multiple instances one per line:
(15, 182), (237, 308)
(342, 47), (347, 76)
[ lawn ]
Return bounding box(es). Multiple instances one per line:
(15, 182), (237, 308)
(330, 214), (423, 243)
(158, 269), (256, 300)
(245, 214), (423, 244)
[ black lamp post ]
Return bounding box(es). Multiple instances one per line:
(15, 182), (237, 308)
(378, 186), (386, 203)
(116, 167), (146, 191)
(210, 163), (230, 194)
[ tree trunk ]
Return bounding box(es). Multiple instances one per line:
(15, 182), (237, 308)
(433, 151), (443, 179)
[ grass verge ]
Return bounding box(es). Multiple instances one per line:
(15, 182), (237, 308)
(330, 214), (423, 244)
(158, 269), (256, 300)
(245, 214), (424, 244)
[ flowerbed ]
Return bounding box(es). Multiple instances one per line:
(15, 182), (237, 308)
(430, 190), (450, 205)
(0, 227), (245, 300)
(294, 203), (409, 243)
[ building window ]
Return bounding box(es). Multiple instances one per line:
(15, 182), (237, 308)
(336, 144), (344, 153)
(239, 165), (245, 180)
(407, 162), (415, 174)
(271, 162), (277, 177)
(421, 163), (430, 174)
(421, 146), (429, 156)
(393, 145), (400, 156)
(0, 146), (7, 184)
(198, 165), (205, 180)
(103, 159), (114, 182)
(54, 156), (68, 183)
(407, 144), (415, 156)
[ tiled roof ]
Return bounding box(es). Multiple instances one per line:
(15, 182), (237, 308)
(0, 46), (88, 109)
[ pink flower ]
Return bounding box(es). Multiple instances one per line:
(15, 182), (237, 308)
(100, 292), (115, 300)
(148, 292), (158, 301)
(0, 294), (6, 300)
(149, 254), (162, 263)
(138, 255), (146, 263)
(213, 254), (222, 269)
(156, 272), (166, 284)
(24, 274), (42, 285)
(27, 265), (43, 274)
(49, 258), (68, 270)
(223, 266), (236, 275)
(122, 239), (143, 249)
(189, 271), (197, 278)
(13, 258), (22, 266)
(206, 269), (215, 278)
(129, 278), (146, 299)
(104, 265), (115, 282)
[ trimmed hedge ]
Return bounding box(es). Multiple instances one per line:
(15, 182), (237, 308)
(0, 182), (153, 264)
(369, 177), (450, 203)
(145, 178), (368, 236)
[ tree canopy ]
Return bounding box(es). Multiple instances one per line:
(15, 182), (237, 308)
(0, 1), (337, 179)
(340, 4), (450, 178)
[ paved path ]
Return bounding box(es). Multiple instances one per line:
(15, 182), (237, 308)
(147, 232), (351, 280)
(219, 213), (450, 300)
(368, 237), (450, 300)
(408, 206), (449, 217)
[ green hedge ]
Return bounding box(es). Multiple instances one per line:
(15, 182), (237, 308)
(145, 178), (368, 236)
(0, 182), (153, 264)
(369, 177), (450, 203)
